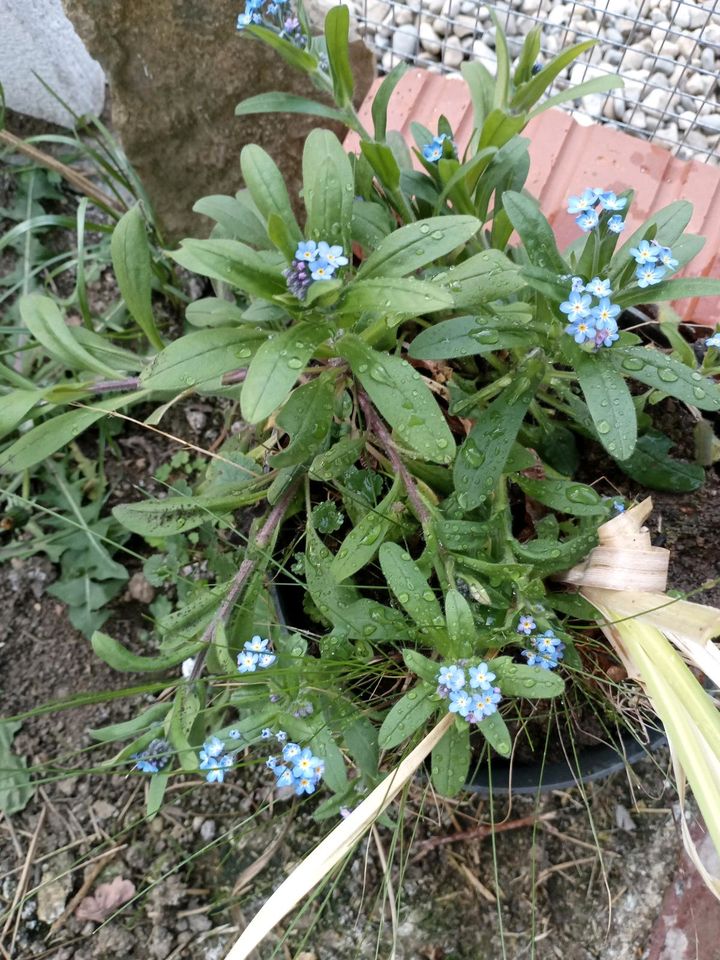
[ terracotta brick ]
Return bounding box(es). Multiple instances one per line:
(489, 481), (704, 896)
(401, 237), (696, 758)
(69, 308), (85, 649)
(347, 71), (720, 326)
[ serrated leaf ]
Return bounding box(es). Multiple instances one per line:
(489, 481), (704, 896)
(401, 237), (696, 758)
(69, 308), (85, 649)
(339, 335), (455, 464)
(431, 720), (470, 797)
(575, 351), (637, 459)
(241, 322), (328, 423)
(378, 684), (437, 749)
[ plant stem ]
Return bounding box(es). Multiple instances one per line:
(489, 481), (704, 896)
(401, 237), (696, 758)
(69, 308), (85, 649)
(91, 377), (141, 393)
(357, 387), (431, 527)
(188, 479), (301, 682)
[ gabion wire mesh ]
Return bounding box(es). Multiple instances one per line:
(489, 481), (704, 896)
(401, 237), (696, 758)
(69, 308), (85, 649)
(347, 0), (720, 163)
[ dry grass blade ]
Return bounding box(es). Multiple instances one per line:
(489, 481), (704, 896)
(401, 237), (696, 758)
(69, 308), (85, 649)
(224, 713), (454, 960)
(556, 498), (720, 900)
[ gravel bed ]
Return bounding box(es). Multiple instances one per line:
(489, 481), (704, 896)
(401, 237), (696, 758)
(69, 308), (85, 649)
(349, 0), (720, 163)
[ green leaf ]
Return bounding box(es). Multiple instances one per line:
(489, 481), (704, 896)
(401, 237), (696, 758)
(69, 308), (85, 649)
(477, 711), (511, 756)
(445, 589), (476, 657)
(431, 721), (470, 797)
(302, 129), (354, 251)
(356, 216), (481, 279)
(514, 476), (607, 516)
(331, 477), (402, 582)
(616, 277), (720, 310)
(91, 631), (204, 673)
(351, 199), (395, 252)
(146, 771), (170, 819)
(402, 649), (441, 684)
(502, 191), (568, 274)
(379, 543), (448, 649)
(0, 721), (34, 815)
(612, 201), (692, 275)
(111, 204), (164, 350)
(140, 327), (264, 392)
(308, 726), (348, 793)
(192, 194), (269, 247)
(325, 4), (354, 106)
(171, 238), (287, 299)
(185, 297), (246, 328)
(310, 435), (365, 481)
(454, 367), (542, 510)
(304, 521), (360, 625)
(494, 661), (565, 698)
(372, 62), (408, 141)
(343, 717), (379, 779)
(512, 526), (599, 576)
(616, 429), (705, 492)
(338, 277), (454, 324)
(274, 376), (335, 467)
(0, 390), (148, 474)
(170, 684), (201, 771)
(235, 91), (348, 125)
(490, 11), (510, 108)
(575, 351), (638, 459)
(239, 143), (302, 243)
(88, 702), (172, 743)
(0, 388), (44, 439)
(510, 39), (597, 112)
(612, 346), (720, 412)
(20, 295), (116, 376)
(339, 335), (455, 464)
(245, 23), (318, 71)
(409, 310), (535, 360)
(360, 140), (401, 191)
(378, 683), (437, 749)
(529, 74), (623, 118)
(241, 322), (328, 423)
(431, 250), (527, 311)
(113, 488), (264, 536)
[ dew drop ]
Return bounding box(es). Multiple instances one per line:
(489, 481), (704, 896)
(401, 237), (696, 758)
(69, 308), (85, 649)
(658, 368), (678, 383)
(597, 420), (611, 435)
(622, 357), (643, 372)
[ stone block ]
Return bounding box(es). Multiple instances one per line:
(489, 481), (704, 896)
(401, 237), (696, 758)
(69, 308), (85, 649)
(63, 0), (375, 240)
(0, 0), (105, 127)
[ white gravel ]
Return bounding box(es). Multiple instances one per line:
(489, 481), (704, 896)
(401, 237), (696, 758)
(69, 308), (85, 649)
(349, 0), (720, 163)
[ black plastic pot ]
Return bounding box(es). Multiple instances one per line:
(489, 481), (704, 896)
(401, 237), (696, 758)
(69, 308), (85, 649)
(465, 725), (667, 796)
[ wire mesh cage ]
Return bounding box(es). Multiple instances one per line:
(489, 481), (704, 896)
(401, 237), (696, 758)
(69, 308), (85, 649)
(347, 0), (720, 163)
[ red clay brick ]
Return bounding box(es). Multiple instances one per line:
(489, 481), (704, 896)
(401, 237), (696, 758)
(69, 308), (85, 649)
(348, 71), (720, 326)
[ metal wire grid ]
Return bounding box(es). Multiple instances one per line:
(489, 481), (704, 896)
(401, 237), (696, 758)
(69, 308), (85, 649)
(349, 0), (720, 163)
